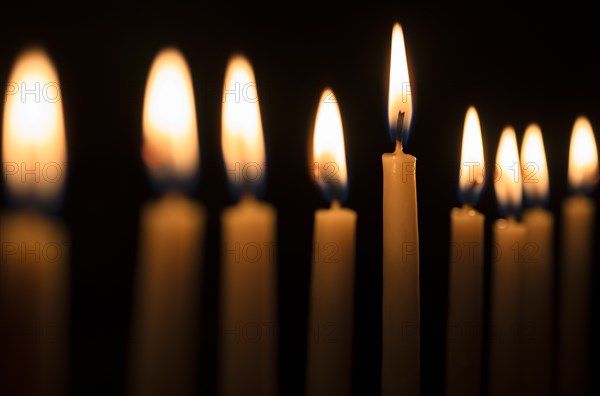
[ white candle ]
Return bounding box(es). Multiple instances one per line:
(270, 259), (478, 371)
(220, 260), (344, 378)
(306, 89), (356, 396)
(219, 55), (277, 396)
(382, 23), (420, 396)
(0, 49), (69, 396)
(489, 127), (526, 396)
(558, 116), (598, 396)
(129, 48), (206, 396)
(447, 107), (485, 396)
(519, 124), (553, 395)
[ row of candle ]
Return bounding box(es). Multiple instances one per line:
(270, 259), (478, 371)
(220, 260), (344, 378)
(449, 107), (598, 396)
(1, 22), (597, 396)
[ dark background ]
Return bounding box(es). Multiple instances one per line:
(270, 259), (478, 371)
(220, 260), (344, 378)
(1, 6), (599, 395)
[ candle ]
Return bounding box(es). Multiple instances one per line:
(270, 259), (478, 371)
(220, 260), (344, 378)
(129, 48), (206, 396)
(0, 48), (69, 396)
(519, 124), (553, 395)
(382, 23), (420, 396)
(219, 55), (277, 396)
(488, 127), (526, 396)
(446, 107), (485, 396)
(306, 89), (356, 396)
(558, 116), (598, 396)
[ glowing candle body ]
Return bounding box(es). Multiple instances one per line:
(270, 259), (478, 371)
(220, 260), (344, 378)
(558, 117), (598, 396)
(220, 197), (277, 396)
(306, 89), (356, 396)
(446, 106), (485, 396)
(489, 219), (526, 396)
(130, 48), (205, 396)
(130, 193), (205, 396)
(558, 195), (595, 395)
(447, 207), (484, 396)
(519, 124), (553, 395)
(382, 23), (419, 396)
(488, 127), (525, 396)
(382, 142), (420, 396)
(0, 212), (69, 396)
(0, 48), (68, 396)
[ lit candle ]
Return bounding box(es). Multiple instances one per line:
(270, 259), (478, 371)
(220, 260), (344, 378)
(488, 127), (526, 396)
(0, 48), (69, 396)
(382, 23), (419, 396)
(129, 48), (206, 396)
(558, 116), (598, 396)
(446, 107), (485, 396)
(306, 89), (356, 396)
(219, 55), (277, 396)
(519, 124), (553, 395)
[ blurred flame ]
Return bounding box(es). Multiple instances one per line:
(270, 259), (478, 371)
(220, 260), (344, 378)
(2, 48), (67, 204)
(521, 124), (549, 204)
(221, 55), (265, 193)
(387, 23), (413, 143)
(312, 88), (348, 200)
(458, 106), (485, 205)
(142, 48), (199, 186)
(494, 127), (522, 215)
(568, 116), (598, 193)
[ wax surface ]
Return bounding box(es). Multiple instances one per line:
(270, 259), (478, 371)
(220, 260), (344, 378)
(0, 211), (69, 396)
(447, 207), (484, 396)
(220, 197), (277, 396)
(382, 146), (419, 396)
(129, 192), (206, 396)
(306, 205), (356, 396)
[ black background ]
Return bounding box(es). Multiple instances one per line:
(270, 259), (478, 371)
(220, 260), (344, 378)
(1, 6), (599, 395)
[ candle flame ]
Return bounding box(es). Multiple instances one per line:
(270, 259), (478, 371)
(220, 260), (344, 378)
(387, 23), (413, 145)
(311, 88), (348, 202)
(221, 55), (266, 196)
(142, 48), (199, 189)
(2, 48), (67, 207)
(458, 106), (485, 206)
(494, 127), (522, 217)
(568, 116), (598, 194)
(521, 124), (549, 205)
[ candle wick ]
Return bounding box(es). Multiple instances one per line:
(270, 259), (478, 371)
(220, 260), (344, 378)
(331, 199), (341, 209)
(395, 110), (406, 147)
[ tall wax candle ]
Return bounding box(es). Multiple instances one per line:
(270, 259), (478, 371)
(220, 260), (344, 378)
(0, 49), (69, 396)
(219, 55), (277, 396)
(306, 89), (357, 396)
(382, 23), (420, 396)
(558, 117), (598, 396)
(489, 127), (526, 396)
(519, 124), (553, 395)
(447, 107), (485, 396)
(129, 48), (206, 396)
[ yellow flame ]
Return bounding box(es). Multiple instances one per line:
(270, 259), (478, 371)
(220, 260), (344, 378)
(312, 88), (348, 195)
(458, 106), (485, 200)
(2, 48), (67, 203)
(521, 124), (549, 202)
(221, 55), (265, 189)
(494, 127), (522, 212)
(388, 23), (413, 136)
(142, 48), (199, 184)
(568, 116), (599, 191)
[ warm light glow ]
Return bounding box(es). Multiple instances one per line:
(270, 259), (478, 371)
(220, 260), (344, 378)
(312, 88), (348, 199)
(387, 23), (413, 142)
(221, 55), (266, 192)
(142, 48), (199, 186)
(458, 107), (485, 205)
(521, 124), (549, 204)
(2, 48), (67, 204)
(568, 116), (599, 193)
(494, 127), (522, 215)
